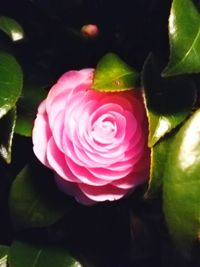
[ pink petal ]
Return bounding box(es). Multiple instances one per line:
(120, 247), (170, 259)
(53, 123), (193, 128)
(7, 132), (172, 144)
(32, 100), (51, 167)
(55, 175), (96, 205)
(88, 166), (133, 180)
(46, 69), (94, 121)
(78, 183), (130, 202)
(46, 137), (80, 183)
(65, 156), (110, 186)
(47, 90), (68, 130)
(51, 111), (65, 153)
(111, 170), (148, 189)
(57, 68), (94, 87)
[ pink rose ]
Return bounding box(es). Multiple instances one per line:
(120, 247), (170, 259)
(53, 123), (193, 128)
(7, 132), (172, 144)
(32, 69), (150, 205)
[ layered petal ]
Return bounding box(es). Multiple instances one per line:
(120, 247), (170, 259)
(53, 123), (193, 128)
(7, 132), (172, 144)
(32, 100), (51, 167)
(32, 68), (150, 205)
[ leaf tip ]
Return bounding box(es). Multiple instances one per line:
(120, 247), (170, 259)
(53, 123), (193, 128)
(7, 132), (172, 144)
(92, 52), (139, 92)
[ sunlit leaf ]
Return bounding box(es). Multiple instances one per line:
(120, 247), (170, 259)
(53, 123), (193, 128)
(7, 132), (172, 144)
(0, 108), (16, 163)
(93, 53), (139, 92)
(0, 245), (9, 267)
(163, 109), (200, 253)
(9, 241), (83, 267)
(0, 51), (23, 119)
(162, 0), (200, 76)
(0, 16), (24, 42)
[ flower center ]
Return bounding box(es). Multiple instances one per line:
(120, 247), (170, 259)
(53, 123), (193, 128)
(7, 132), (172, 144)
(101, 120), (115, 133)
(91, 114), (117, 143)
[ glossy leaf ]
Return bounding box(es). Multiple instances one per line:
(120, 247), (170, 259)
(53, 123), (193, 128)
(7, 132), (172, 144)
(0, 51), (23, 119)
(145, 134), (174, 198)
(0, 16), (24, 41)
(0, 108), (16, 163)
(163, 0), (200, 76)
(15, 83), (47, 137)
(9, 163), (70, 229)
(9, 241), (82, 267)
(143, 54), (196, 147)
(0, 245), (9, 267)
(93, 53), (139, 92)
(163, 109), (200, 253)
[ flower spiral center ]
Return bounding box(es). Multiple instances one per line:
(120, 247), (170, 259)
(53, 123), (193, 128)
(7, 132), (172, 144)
(92, 114), (117, 143)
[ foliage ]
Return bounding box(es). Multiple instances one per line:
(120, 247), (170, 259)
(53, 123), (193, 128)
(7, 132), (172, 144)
(93, 53), (139, 91)
(1, 0), (200, 266)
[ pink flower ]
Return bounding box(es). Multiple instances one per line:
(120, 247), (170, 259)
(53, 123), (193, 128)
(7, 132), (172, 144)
(32, 69), (150, 205)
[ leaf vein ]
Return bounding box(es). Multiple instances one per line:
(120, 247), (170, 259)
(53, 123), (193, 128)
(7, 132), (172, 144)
(171, 26), (200, 71)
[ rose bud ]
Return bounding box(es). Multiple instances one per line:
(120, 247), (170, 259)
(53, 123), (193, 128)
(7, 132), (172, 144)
(81, 24), (99, 39)
(32, 69), (150, 205)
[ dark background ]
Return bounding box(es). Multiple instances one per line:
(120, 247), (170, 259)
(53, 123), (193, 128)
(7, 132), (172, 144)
(1, 0), (171, 81)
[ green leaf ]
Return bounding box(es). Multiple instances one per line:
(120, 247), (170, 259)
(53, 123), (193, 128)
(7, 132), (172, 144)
(9, 163), (70, 229)
(0, 108), (16, 163)
(163, 109), (200, 253)
(15, 83), (47, 137)
(0, 51), (23, 119)
(14, 114), (33, 137)
(162, 0), (200, 76)
(142, 54), (196, 147)
(9, 241), (82, 267)
(145, 134), (174, 198)
(0, 245), (9, 267)
(0, 16), (24, 42)
(92, 53), (139, 92)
